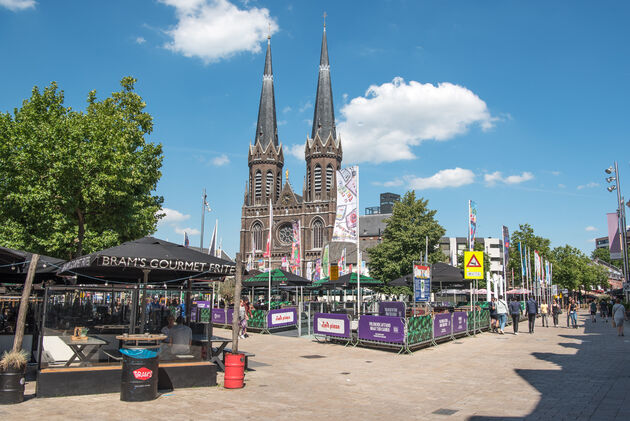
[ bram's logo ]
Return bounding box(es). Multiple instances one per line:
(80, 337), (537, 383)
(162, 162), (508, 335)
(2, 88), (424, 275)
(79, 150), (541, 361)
(133, 367), (153, 380)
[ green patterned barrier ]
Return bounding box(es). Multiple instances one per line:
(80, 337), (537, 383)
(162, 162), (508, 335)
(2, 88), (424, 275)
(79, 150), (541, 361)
(407, 315), (433, 345)
(248, 309), (267, 328)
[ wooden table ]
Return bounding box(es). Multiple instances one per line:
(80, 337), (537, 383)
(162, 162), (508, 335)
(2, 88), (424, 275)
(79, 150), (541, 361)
(116, 334), (167, 348)
(207, 336), (232, 370)
(59, 336), (107, 367)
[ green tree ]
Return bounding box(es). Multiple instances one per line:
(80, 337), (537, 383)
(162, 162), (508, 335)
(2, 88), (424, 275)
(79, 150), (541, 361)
(0, 77), (164, 259)
(507, 223), (552, 286)
(591, 247), (612, 264)
(367, 191), (446, 294)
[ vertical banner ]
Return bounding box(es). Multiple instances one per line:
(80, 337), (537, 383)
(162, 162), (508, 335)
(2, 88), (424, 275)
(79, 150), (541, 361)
(608, 212), (622, 259)
(413, 263), (431, 302)
(338, 248), (346, 276)
(306, 261), (313, 281)
(291, 220), (301, 273)
(468, 200), (477, 250)
(264, 200), (273, 257)
(502, 225), (510, 270)
(333, 166), (358, 242)
(322, 244), (329, 278)
(315, 258), (322, 281)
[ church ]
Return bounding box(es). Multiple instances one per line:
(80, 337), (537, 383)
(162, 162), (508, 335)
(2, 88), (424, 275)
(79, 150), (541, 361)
(238, 25), (343, 275)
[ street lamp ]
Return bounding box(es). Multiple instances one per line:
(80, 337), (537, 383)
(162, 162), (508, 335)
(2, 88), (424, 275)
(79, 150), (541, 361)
(605, 162), (629, 294)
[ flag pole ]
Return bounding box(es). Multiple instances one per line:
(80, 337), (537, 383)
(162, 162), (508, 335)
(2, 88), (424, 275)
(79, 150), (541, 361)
(356, 167), (361, 316)
(200, 188), (206, 249)
(268, 199), (273, 311)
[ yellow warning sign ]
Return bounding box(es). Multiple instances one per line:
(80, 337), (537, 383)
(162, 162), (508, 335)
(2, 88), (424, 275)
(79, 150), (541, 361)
(464, 251), (484, 279)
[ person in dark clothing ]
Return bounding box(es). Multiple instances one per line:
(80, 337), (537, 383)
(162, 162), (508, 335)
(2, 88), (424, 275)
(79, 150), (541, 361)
(525, 297), (538, 333)
(489, 298), (498, 333)
(508, 298), (521, 334)
(551, 299), (561, 327)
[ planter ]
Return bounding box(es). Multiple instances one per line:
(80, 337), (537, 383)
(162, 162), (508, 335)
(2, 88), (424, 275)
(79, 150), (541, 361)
(0, 367), (26, 405)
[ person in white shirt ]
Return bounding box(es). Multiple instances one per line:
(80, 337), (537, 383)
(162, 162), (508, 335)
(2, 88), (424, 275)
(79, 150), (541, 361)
(169, 316), (192, 355)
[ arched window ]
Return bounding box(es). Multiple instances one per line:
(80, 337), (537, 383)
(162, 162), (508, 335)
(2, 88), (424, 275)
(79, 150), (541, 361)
(314, 165), (322, 193)
(276, 171), (281, 199)
(326, 165), (333, 192)
(266, 171), (273, 199)
(252, 222), (263, 251)
(307, 166), (311, 195)
(255, 170), (262, 201)
(312, 219), (324, 249)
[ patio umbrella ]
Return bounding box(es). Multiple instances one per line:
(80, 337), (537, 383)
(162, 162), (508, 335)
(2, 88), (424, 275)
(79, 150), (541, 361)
(57, 236), (235, 283)
(242, 269), (310, 288)
(506, 288), (530, 295)
(0, 246), (65, 282)
(313, 272), (383, 289)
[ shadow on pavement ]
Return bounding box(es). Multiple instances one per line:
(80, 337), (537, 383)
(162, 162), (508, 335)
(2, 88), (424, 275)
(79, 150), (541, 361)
(469, 312), (630, 421)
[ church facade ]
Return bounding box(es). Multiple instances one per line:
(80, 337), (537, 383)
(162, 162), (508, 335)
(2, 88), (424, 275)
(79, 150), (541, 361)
(238, 27), (342, 274)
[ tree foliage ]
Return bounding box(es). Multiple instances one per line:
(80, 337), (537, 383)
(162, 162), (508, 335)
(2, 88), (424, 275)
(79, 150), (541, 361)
(367, 191), (446, 294)
(0, 77), (164, 259)
(551, 245), (608, 291)
(507, 223), (552, 285)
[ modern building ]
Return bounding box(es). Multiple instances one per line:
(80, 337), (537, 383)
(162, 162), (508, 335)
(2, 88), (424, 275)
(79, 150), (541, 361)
(239, 26), (342, 273)
(594, 228), (630, 250)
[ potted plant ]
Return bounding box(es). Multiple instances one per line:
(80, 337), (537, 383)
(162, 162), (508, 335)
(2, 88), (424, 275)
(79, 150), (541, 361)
(0, 350), (28, 404)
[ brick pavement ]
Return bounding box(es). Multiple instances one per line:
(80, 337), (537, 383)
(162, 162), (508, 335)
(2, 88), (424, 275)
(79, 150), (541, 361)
(1, 310), (628, 420)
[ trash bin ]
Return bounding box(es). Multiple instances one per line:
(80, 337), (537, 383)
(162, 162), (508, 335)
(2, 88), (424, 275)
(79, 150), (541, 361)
(120, 348), (160, 402)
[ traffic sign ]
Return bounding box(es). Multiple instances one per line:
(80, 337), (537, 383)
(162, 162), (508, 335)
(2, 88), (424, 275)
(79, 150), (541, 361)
(464, 251), (484, 279)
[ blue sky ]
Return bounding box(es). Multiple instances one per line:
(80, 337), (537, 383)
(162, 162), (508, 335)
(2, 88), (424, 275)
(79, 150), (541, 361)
(1, 0), (628, 257)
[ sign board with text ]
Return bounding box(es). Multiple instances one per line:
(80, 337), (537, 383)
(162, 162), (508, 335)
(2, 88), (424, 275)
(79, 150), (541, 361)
(413, 263), (431, 303)
(313, 313), (351, 338)
(464, 251), (484, 279)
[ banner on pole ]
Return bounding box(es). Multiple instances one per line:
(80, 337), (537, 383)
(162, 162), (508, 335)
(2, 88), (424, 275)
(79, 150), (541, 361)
(413, 263), (431, 302)
(502, 225), (510, 269)
(333, 167), (358, 242)
(464, 251), (484, 279)
(608, 212), (622, 259)
(322, 244), (329, 278)
(468, 200), (477, 250)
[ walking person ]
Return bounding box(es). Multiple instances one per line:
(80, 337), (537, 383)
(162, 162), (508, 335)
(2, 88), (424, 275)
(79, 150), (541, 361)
(540, 301), (549, 327)
(489, 297), (498, 333)
(600, 299), (608, 322)
(551, 299), (561, 327)
(589, 300), (597, 323)
(509, 297), (521, 334)
(496, 295), (509, 334)
(569, 298), (578, 329)
(526, 296), (538, 334)
(566, 299), (571, 327)
(612, 298), (627, 336)
(238, 299), (248, 339)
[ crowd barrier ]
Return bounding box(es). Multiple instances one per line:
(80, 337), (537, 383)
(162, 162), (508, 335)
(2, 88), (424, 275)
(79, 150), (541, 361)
(313, 308), (491, 354)
(211, 307), (298, 334)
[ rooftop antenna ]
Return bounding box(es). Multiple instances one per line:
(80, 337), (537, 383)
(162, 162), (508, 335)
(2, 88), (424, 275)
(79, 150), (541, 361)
(323, 11), (327, 29)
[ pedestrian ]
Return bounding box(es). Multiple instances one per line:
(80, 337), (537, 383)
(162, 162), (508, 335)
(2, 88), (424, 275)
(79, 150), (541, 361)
(566, 299), (571, 327)
(589, 300), (597, 323)
(551, 299), (561, 327)
(600, 299), (608, 322)
(540, 301), (549, 327)
(496, 295), (509, 334)
(489, 297), (498, 333)
(238, 299), (248, 339)
(569, 298), (578, 329)
(612, 297), (627, 336)
(525, 296), (538, 333)
(509, 297), (521, 335)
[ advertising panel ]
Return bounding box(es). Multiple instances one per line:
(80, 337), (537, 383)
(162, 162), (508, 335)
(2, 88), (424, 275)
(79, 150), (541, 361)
(313, 313), (351, 338)
(433, 313), (452, 338)
(378, 301), (406, 318)
(413, 263), (431, 303)
(452, 311), (468, 334)
(357, 315), (405, 343)
(267, 307), (298, 328)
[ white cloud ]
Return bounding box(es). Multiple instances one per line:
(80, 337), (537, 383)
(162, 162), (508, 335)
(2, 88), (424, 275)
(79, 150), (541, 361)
(285, 143), (304, 160)
(282, 106), (292, 114)
(373, 178), (404, 187)
(211, 154), (230, 166)
(551, 171), (560, 176)
(159, 207), (191, 224)
(277, 120), (287, 126)
(405, 168), (475, 190)
(135, 36), (146, 44)
(299, 100), (312, 113)
(484, 171), (534, 186)
(174, 227), (201, 235)
(159, 0), (278, 64)
(577, 182), (599, 190)
(337, 77), (495, 164)
(0, 0), (35, 11)
(558, 183), (566, 188)
(585, 226), (597, 232)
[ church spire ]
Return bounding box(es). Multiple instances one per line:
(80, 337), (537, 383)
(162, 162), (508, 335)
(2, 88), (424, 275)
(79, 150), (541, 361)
(255, 36), (278, 149)
(311, 23), (336, 141)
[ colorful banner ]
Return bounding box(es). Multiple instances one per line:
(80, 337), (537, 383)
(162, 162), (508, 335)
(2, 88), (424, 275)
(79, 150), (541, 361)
(322, 244), (329, 278)
(433, 312), (452, 338)
(406, 315), (432, 345)
(333, 166), (358, 242)
(608, 212), (622, 259)
(314, 258), (321, 281)
(212, 308), (226, 325)
(358, 315), (405, 343)
(291, 220), (301, 269)
(502, 225), (510, 270)
(468, 200), (477, 250)
(264, 199), (273, 257)
(313, 313), (351, 338)
(267, 307), (298, 328)
(306, 261), (313, 281)
(338, 248), (346, 276)
(413, 263), (431, 302)
(452, 311), (468, 334)
(378, 302), (406, 318)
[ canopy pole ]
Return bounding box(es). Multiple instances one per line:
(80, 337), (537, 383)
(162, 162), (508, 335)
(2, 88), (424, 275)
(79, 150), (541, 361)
(139, 269), (150, 332)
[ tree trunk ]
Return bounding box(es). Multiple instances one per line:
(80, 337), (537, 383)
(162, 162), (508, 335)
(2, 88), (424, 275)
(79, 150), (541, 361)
(13, 254), (39, 352)
(231, 253), (243, 354)
(76, 208), (85, 257)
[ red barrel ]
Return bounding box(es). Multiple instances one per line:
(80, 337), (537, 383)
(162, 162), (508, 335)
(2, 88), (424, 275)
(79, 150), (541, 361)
(224, 353), (245, 389)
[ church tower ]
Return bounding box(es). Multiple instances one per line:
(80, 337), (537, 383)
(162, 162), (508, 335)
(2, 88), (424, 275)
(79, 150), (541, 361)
(246, 36), (283, 207)
(304, 25), (343, 203)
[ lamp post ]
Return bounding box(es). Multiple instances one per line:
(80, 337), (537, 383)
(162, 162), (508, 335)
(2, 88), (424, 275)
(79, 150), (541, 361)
(605, 162), (629, 297)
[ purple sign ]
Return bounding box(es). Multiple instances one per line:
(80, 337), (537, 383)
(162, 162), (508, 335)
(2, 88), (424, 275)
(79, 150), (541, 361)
(378, 302), (406, 318)
(212, 308), (226, 324)
(358, 315), (405, 343)
(433, 313), (452, 338)
(267, 307), (298, 328)
(226, 307), (234, 325)
(313, 313), (351, 338)
(452, 311), (468, 334)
